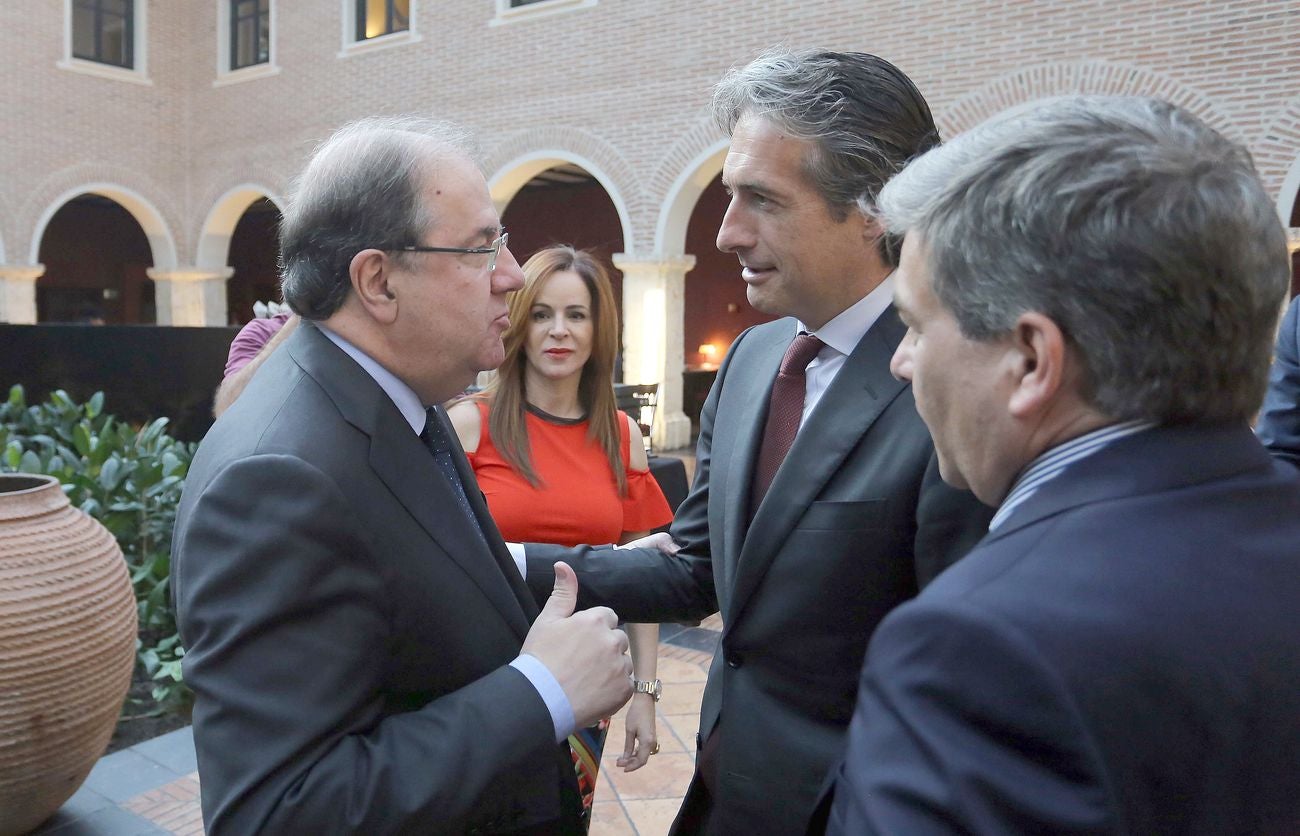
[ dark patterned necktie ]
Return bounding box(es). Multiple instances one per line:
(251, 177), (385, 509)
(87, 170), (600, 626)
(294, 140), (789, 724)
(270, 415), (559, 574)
(751, 332), (824, 510)
(421, 407), (486, 543)
(423, 408), (601, 815)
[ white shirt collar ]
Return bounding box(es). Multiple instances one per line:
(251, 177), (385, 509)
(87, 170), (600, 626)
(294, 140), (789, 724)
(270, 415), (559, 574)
(318, 324), (426, 435)
(797, 272), (896, 356)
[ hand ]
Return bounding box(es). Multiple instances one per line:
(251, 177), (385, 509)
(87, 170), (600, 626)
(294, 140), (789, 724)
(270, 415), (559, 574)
(616, 531), (680, 556)
(616, 693), (658, 771)
(521, 562), (633, 729)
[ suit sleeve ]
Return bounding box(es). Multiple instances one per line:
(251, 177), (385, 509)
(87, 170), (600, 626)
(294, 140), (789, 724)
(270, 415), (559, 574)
(1257, 295), (1300, 469)
(913, 452), (994, 587)
(522, 330), (756, 622)
(175, 454), (558, 835)
(826, 601), (1116, 836)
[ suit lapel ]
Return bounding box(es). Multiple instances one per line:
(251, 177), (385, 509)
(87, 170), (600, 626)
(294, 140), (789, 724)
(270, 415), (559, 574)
(720, 327), (788, 612)
(291, 324), (532, 641)
(431, 405), (541, 624)
(728, 308), (910, 627)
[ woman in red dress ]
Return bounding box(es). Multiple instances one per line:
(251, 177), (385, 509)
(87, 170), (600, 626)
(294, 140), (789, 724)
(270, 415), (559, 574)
(448, 246), (673, 816)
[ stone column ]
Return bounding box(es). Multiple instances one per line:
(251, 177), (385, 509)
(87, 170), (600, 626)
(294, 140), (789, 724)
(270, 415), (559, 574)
(613, 254), (695, 451)
(0, 265), (45, 323)
(146, 266), (233, 326)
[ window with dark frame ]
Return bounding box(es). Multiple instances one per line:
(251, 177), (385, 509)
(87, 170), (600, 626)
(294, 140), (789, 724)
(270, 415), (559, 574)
(356, 0), (409, 41)
(71, 0), (134, 69)
(509, 0), (557, 5)
(230, 0), (270, 70)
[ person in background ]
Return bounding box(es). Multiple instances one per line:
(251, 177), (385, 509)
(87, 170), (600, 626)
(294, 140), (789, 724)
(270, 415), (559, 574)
(213, 307), (295, 417)
(448, 245), (672, 820)
(1257, 292), (1300, 468)
(822, 95), (1300, 834)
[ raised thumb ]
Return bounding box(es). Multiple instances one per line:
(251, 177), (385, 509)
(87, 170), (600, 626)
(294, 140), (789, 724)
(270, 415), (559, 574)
(537, 561), (579, 623)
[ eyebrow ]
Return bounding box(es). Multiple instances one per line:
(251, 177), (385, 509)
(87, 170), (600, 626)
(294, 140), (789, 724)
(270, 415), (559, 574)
(531, 303), (590, 310)
(723, 176), (780, 197)
(892, 294), (913, 322)
(461, 224), (502, 246)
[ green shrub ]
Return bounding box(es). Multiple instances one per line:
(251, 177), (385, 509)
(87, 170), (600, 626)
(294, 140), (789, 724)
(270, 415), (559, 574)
(0, 384), (195, 715)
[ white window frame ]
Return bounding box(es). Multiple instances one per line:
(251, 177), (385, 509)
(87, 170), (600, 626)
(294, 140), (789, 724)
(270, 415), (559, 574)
(339, 0), (421, 58)
(490, 0), (597, 27)
(58, 0), (150, 85)
(215, 0), (280, 87)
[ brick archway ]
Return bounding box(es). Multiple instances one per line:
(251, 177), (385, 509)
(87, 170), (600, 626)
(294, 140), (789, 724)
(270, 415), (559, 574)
(24, 165), (180, 272)
(483, 128), (640, 253)
(937, 60), (1240, 143)
(1256, 94), (1300, 223)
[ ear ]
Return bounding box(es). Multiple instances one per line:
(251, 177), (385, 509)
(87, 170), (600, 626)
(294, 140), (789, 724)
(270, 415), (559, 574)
(860, 211), (885, 246)
(349, 248), (399, 324)
(1006, 311), (1068, 419)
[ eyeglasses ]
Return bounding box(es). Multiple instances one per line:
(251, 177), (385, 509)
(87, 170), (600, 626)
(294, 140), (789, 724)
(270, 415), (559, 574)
(386, 230), (509, 273)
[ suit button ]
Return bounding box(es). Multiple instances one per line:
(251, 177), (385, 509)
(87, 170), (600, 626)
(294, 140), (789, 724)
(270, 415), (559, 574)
(726, 652), (744, 668)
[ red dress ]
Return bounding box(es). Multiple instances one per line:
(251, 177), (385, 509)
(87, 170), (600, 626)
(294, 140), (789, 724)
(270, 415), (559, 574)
(466, 401), (673, 821)
(466, 401), (673, 546)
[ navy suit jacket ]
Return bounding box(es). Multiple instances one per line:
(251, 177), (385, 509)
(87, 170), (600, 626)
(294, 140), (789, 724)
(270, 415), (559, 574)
(827, 423), (1300, 835)
(1258, 294), (1300, 468)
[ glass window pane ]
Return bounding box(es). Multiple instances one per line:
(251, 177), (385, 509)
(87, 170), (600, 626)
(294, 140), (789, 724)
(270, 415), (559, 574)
(235, 0), (256, 16)
(101, 14), (127, 66)
(391, 0), (409, 32)
(234, 18), (254, 68)
(257, 11), (270, 62)
(72, 5), (96, 59)
(102, 0), (129, 15)
(362, 0), (385, 39)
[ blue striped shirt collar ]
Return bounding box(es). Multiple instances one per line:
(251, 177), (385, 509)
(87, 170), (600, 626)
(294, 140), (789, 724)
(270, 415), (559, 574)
(988, 420), (1156, 531)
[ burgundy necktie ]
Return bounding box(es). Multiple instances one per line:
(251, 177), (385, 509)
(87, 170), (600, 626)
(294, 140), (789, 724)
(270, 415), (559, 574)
(751, 332), (824, 510)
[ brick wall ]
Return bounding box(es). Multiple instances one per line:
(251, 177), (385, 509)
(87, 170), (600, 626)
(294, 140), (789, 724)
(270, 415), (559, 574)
(1, 0), (1296, 288)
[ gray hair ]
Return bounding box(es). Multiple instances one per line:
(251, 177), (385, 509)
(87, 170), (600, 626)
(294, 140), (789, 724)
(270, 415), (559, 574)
(279, 116), (475, 320)
(879, 95), (1290, 425)
(712, 47), (940, 265)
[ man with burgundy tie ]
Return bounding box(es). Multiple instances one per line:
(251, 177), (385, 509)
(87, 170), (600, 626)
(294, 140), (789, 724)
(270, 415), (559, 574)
(524, 48), (993, 834)
(171, 116), (635, 834)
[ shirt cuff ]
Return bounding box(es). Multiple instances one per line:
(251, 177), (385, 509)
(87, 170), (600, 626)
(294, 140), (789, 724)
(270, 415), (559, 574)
(506, 542), (526, 578)
(510, 653), (576, 743)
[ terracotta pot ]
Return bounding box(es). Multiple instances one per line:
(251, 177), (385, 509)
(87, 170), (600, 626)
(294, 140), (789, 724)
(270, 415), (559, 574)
(0, 473), (137, 836)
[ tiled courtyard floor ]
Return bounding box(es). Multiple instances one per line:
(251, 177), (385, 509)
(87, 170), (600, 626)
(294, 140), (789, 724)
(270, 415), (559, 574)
(34, 614), (721, 836)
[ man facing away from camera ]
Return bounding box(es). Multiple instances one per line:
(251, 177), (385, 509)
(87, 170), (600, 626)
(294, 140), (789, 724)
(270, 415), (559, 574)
(822, 96), (1300, 835)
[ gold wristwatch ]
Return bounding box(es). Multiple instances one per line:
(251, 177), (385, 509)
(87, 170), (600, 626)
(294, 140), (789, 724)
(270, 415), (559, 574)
(633, 678), (662, 702)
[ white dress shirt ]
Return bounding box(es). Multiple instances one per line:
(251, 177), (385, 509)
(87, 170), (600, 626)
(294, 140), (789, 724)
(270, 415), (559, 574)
(797, 272), (896, 428)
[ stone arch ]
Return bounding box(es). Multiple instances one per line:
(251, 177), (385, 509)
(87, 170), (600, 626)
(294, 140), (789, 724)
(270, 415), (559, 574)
(1255, 94), (1300, 224)
(483, 128), (639, 252)
(648, 111), (729, 255)
(937, 60), (1241, 143)
(195, 183), (286, 271)
(25, 168), (179, 271)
